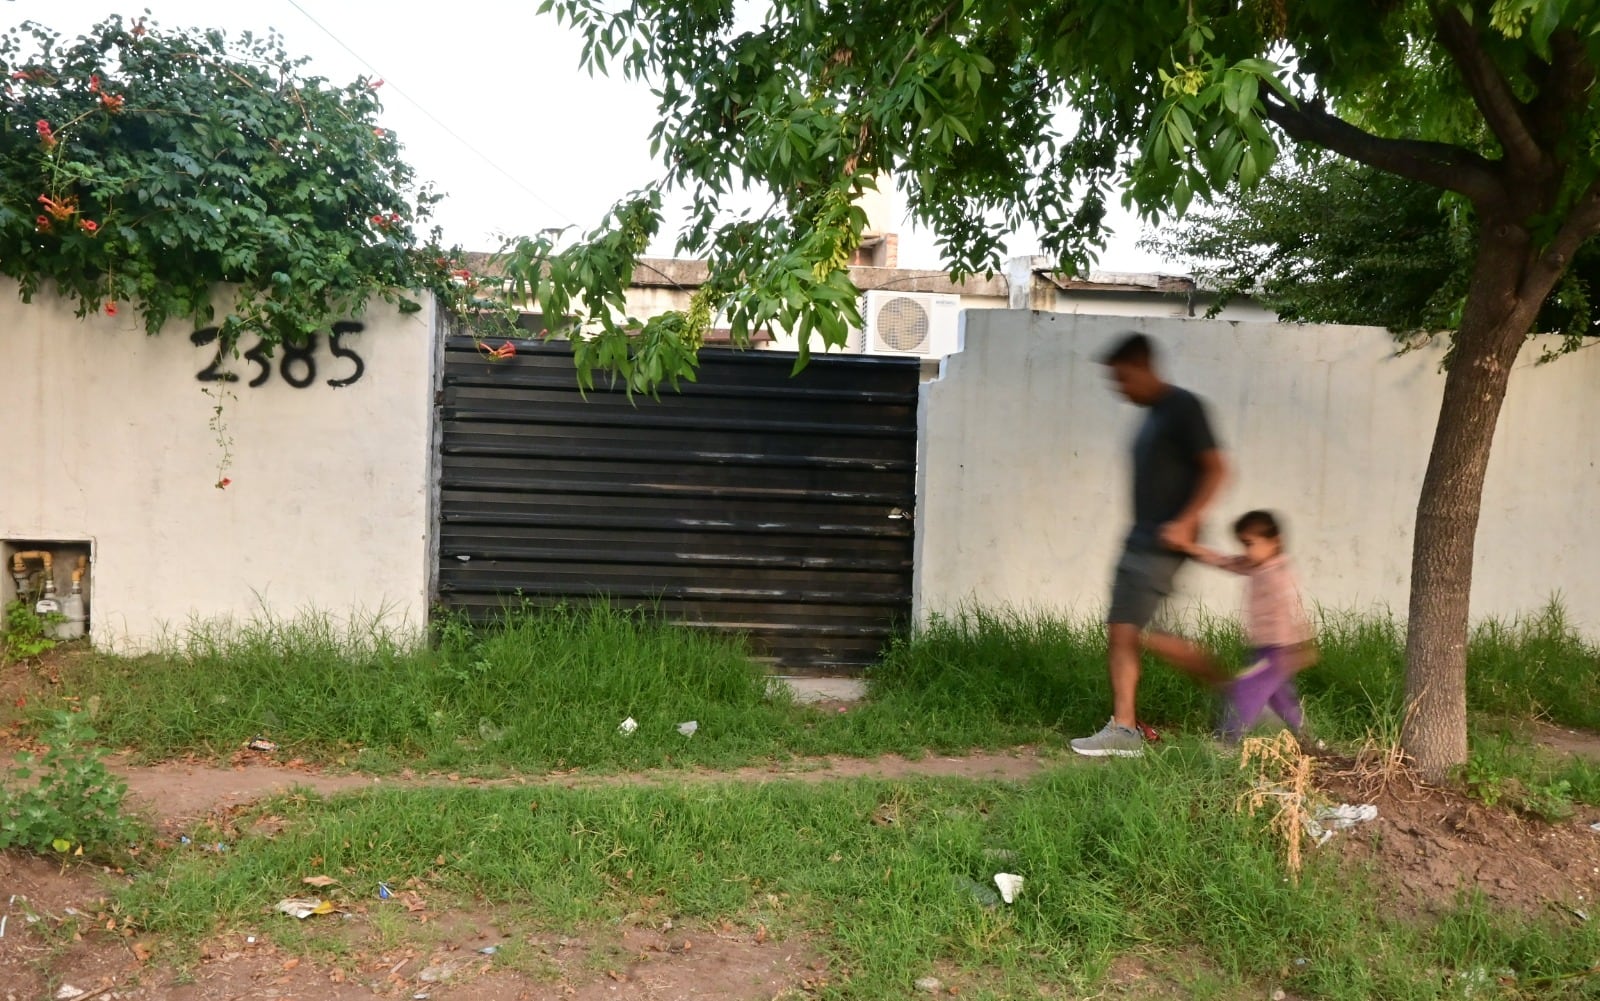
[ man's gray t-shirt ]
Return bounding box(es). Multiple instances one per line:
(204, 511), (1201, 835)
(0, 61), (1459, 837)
(1126, 386), (1218, 551)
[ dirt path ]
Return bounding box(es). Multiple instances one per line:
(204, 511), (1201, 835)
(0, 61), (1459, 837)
(10, 741), (1600, 1001)
(111, 747), (1058, 829)
(8, 749), (1057, 1001)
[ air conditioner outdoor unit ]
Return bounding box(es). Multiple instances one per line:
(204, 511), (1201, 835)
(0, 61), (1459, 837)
(861, 290), (962, 359)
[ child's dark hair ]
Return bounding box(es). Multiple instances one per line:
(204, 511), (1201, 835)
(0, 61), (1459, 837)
(1233, 509), (1282, 541)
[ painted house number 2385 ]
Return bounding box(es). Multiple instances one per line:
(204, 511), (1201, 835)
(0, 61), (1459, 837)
(191, 321), (367, 388)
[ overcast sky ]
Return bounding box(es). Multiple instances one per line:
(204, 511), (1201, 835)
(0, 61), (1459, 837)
(11, 1), (1182, 274)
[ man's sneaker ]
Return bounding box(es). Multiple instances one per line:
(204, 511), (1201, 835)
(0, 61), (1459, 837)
(1070, 719), (1145, 758)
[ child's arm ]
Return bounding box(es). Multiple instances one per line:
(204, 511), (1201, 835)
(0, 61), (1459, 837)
(1172, 539), (1253, 574)
(1158, 527), (1254, 572)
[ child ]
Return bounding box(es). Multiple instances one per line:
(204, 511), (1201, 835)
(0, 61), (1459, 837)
(1176, 510), (1316, 742)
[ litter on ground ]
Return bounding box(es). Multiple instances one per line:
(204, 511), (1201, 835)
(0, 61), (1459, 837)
(275, 897), (336, 919)
(994, 872), (1024, 904)
(1304, 803), (1379, 846)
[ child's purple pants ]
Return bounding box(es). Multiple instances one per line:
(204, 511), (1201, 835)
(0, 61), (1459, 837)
(1222, 646), (1305, 740)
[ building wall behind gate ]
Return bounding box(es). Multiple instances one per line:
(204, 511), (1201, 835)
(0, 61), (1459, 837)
(0, 284), (437, 650)
(916, 310), (1600, 637)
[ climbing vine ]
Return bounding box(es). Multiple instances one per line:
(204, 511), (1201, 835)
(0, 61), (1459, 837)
(0, 15), (487, 351)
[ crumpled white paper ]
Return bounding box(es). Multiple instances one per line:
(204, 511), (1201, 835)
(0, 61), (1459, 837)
(1304, 803), (1378, 846)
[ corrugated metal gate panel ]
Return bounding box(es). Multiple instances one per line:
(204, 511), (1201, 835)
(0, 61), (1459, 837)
(437, 338), (920, 672)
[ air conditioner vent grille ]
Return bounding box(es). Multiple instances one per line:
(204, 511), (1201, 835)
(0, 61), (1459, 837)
(874, 297), (931, 353)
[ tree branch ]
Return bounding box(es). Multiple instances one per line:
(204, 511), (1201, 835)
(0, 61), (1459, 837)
(845, 0), (961, 174)
(1260, 92), (1502, 206)
(1432, 4), (1544, 174)
(1527, 29), (1596, 149)
(1521, 175), (1600, 301)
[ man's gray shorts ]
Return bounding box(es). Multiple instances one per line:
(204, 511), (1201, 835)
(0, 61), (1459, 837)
(1107, 547), (1185, 628)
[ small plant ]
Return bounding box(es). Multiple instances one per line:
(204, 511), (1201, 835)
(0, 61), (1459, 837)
(0, 710), (142, 860)
(1463, 754), (1508, 809)
(1521, 777), (1575, 823)
(1463, 734), (1578, 822)
(3, 598), (60, 661)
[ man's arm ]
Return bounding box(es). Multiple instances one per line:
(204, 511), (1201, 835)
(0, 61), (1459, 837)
(1160, 448), (1228, 549)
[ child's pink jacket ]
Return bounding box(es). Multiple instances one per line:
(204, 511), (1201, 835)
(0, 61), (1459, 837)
(1193, 552), (1312, 649)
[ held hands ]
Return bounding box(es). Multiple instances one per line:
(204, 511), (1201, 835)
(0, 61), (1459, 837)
(1159, 516), (1199, 554)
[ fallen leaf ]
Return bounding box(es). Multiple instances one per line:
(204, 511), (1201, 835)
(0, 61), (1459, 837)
(606, 970), (628, 983)
(302, 875), (340, 888)
(282, 958), (301, 971)
(133, 942), (153, 963)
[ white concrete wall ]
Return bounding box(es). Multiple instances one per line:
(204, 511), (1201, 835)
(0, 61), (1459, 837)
(0, 284), (437, 649)
(1048, 289), (1280, 323)
(916, 310), (1600, 636)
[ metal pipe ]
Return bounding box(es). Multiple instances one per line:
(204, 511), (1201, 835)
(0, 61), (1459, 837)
(10, 551), (52, 574)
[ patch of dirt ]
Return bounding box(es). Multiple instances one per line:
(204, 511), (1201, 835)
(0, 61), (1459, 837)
(1316, 761), (1600, 920)
(112, 748), (1055, 830)
(1527, 720), (1600, 761)
(0, 854), (136, 1001)
(112, 758), (377, 832)
(0, 862), (815, 1001)
(1100, 953), (1309, 1001)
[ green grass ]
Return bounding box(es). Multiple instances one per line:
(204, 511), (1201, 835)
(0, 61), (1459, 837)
(118, 752), (1600, 999)
(864, 607), (1220, 735)
(1465, 722), (1600, 817)
(41, 599), (1600, 774)
(1298, 601), (1600, 740)
(27, 601), (1600, 997)
(56, 604), (1075, 773)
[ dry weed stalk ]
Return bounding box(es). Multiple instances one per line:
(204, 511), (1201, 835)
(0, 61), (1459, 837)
(1340, 693), (1432, 804)
(1237, 730), (1313, 881)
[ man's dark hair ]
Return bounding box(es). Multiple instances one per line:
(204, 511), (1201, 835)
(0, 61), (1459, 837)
(1234, 509), (1283, 541)
(1099, 332), (1154, 367)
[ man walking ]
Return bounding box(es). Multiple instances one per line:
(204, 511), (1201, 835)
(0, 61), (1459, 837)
(1071, 333), (1229, 758)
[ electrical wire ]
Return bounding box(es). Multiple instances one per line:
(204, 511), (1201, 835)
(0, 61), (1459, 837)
(281, 0), (573, 226)
(280, 0), (710, 295)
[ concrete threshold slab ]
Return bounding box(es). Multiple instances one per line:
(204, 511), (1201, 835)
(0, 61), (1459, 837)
(767, 675), (867, 704)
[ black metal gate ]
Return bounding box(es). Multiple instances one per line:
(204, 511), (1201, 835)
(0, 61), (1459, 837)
(435, 337), (920, 672)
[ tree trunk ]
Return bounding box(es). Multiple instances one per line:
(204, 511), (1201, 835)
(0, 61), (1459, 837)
(1401, 242), (1541, 781)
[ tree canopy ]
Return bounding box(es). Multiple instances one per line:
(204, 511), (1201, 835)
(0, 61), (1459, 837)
(1144, 153), (1600, 349)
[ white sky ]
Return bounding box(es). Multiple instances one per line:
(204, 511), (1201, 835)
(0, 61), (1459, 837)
(9, 0), (1182, 274)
